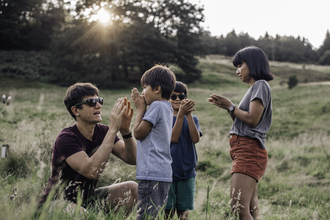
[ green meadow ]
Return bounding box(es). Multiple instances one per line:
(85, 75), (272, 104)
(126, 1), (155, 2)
(0, 55), (330, 219)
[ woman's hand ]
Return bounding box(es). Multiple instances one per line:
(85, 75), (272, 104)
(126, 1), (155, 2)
(208, 94), (233, 110)
(108, 98), (127, 134)
(131, 88), (146, 110)
(120, 97), (134, 135)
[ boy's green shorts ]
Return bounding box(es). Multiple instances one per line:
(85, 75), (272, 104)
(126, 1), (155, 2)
(165, 176), (195, 210)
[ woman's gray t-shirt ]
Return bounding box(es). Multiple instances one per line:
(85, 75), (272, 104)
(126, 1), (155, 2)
(229, 80), (272, 149)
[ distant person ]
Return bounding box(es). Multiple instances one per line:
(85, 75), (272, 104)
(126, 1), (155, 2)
(165, 81), (202, 220)
(131, 65), (176, 220)
(208, 46), (274, 220)
(37, 82), (137, 217)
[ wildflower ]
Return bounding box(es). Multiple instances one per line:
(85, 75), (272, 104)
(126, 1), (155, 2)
(2, 94), (5, 104)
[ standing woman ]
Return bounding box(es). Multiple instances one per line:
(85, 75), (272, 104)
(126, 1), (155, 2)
(208, 46), (274, 220)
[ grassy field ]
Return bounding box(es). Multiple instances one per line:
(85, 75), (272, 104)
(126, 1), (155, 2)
(0, 55), (330, 219)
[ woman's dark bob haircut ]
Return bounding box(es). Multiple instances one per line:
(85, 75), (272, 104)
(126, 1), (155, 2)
(233, 46), (274, 81)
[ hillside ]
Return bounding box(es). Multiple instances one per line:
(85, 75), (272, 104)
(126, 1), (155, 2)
(0, 56), (330, 219)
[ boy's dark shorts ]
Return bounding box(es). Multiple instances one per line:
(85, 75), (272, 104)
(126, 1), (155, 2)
(229, 134), (268, 182)
(166, 176), (195, 210)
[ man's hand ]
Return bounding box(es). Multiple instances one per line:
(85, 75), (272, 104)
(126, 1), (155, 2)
(131, 88), (146, 110)
(178, 99), (196, 116)
(108, 98), (127, 134)
(120, 97), (134, 135)
(208, 94), (233, 110)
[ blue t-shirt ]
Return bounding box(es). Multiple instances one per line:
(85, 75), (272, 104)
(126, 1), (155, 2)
(136, 101), (173, 182)
(171, 115), (202, 181)
(230, 80), (272, 149)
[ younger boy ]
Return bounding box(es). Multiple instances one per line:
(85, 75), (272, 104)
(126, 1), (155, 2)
(165, 81), (202, 220)
(131, 65), (176, 220)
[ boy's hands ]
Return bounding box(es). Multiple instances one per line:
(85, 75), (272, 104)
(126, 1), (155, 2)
(178, 99), (195, 116)
(131, 88), (146, 110)
(120, 97), (134, 135)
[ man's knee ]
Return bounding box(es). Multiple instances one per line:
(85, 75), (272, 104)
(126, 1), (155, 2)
(123, 181), (138, 200)
(127, 181), (138, 190)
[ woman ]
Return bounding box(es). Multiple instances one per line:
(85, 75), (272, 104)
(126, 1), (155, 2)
(208, 46), (274, 220)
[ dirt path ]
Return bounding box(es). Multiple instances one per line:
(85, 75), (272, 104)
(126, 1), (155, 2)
(299, 81), (330, 86)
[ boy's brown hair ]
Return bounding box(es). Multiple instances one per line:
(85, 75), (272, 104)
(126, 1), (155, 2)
(141, 65), (176, 100)
(173, 81), (188, 96)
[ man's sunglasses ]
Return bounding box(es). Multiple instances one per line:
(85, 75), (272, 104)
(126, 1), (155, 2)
(74, 97), (103, 107)
(170, 94), (186, 101)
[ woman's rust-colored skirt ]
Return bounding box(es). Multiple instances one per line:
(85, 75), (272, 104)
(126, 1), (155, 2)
(229, 134), (268, 182)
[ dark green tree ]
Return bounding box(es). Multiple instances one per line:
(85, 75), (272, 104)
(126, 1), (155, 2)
(256, 32), (276, 61)
(318, 30), (330, 64)
(238, 32), (254, 49)
(50, 0), (205, 87)
(223, 30), (240, 56)
(277, 36), (305, 62)
(319, 50), (330, 65)
(0, 0), (65, 50)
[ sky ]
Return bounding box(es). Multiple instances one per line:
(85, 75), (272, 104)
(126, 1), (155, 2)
(190, 0), (330, 49)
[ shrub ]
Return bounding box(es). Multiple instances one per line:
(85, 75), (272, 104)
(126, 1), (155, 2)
(287, 75), (298, 89)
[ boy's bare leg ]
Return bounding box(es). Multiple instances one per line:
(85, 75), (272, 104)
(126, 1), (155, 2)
(177, 210), (189, 220)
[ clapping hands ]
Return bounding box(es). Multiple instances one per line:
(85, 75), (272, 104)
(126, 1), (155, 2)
(178, 99), (196, 116)
(208, 94), (233, 110)
(131, 88), (146, 110)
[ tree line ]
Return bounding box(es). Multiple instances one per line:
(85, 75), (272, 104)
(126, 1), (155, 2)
(201, 30), (330, 64)
(1, 0), (330, 88)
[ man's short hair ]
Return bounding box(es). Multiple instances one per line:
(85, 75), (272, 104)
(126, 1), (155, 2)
(140, 65), (176, 100)
(173, 81), (188, 96)
(64, 82), (99, 120)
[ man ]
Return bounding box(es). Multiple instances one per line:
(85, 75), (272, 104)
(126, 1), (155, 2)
(38, 82), (137, 217)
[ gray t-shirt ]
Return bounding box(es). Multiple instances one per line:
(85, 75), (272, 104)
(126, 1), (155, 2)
(136, 100), (173, 182)
(229, 80), (272, 149)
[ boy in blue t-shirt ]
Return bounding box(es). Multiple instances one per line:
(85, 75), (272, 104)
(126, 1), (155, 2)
(165, 81), (202, 220)
(131, 65), (176, 220)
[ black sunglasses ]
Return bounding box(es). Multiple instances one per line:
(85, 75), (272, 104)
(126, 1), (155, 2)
(170, 94), (186, 101)
(74, 97), (103, 107)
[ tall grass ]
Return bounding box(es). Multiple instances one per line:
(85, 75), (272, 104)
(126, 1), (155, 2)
(0, 56), (330, 219)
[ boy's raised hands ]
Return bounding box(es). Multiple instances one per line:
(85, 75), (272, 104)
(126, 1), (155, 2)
(178, 99), (196, 116)
(131, 88), (146, 110)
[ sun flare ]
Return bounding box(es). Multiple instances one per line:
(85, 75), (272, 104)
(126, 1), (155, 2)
(95, 8), (110, 24)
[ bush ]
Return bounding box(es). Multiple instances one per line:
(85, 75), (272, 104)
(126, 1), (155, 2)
(287, 75), (298, 89)
(0, 150), (34, 178)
